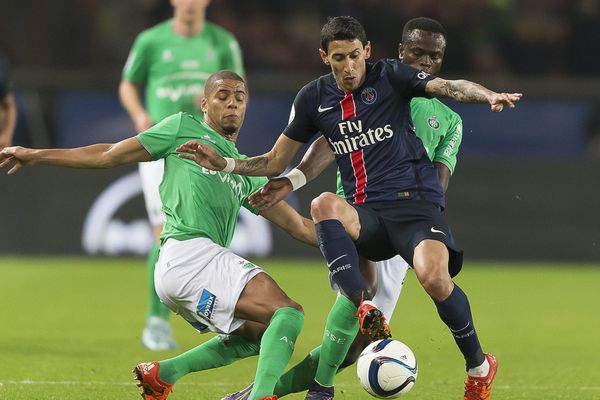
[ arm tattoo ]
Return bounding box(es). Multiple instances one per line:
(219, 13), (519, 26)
(438, 79), (493, 103)
(235, 156), (269, 175)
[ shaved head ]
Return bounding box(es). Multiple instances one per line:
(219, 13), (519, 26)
(204, 70), (246, 97)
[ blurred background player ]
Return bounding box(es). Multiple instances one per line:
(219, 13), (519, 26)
(223, 16), (466, 400)
(0, 52), (17, 151)
(119, 0), (245, 350)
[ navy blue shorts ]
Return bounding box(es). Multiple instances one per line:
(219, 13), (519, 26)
(352, 200), (463, 277)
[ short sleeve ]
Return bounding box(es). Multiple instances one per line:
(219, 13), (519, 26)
(282, 85), (319, 143)
(122, 33), (150, 84)
(432, 114), (463, 175)
(242, 175), (268, 214)
(137, 113), (183, 160)
(388, 60), (435, 99)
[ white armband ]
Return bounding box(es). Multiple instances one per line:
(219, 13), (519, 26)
(222, 157), (236, 173)
(284, 168), (307, 191)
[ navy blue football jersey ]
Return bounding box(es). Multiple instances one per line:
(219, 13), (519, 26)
(284, 58), (446, 207)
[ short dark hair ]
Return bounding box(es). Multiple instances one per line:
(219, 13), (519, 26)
(401, 17), (447, 43)
(320, 16), (368, 53)
(204, 70), (246, 96)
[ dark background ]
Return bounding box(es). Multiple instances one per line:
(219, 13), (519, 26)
(1, 0), (599, 260)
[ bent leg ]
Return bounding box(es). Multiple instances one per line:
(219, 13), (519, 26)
(235, 273), (305, 400)
(158, 333), (261, 384)
(413, 240), (485, 369)
(311, 192), (368, 307)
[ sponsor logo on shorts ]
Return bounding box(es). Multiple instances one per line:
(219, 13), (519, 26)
(196, 289), (217, 321)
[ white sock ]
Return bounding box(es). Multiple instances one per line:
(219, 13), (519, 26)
(467, 357), (490, 377)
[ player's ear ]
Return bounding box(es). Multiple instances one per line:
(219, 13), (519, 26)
(319, 48), (329, 65)
(398, 43), (405, 60)
(364, 41), (371, 60)
(200, 97), (208, 113)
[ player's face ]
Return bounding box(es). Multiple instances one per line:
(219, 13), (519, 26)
(320, 39), (371, 93)
(171, 0), (210, 23)
(398, 30), (446, 75)
(201, 79), (248, 135)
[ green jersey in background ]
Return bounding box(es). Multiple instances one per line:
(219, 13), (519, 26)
(123, 20), (244, 123)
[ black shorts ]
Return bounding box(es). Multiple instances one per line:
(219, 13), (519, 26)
(352, 200), (464, 277)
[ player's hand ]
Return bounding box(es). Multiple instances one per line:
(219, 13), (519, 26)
(176, 140), (227, 171)
(134, 112), (154, 133)
(249, 177), (293, 209)
(488, 92), (522, 112)
(0, 146), (35, 175)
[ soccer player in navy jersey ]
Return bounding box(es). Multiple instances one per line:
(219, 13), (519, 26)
(178, 16), (521, 400)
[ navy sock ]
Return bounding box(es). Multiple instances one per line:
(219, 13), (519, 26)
(434, 284), (485, 369)
(316, 219), (368, 306)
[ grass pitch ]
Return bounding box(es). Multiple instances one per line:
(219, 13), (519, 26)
(0, 257), (599, 400)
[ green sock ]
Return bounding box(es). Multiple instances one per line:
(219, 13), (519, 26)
(274, 347), (321, 397)
(249, 307), (305, 400)
(158, 334), (260, 384)
(147, 244), (170, 319)
(314, 295), (359, 387)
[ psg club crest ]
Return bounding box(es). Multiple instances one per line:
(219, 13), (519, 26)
(361, 87), (377, 105)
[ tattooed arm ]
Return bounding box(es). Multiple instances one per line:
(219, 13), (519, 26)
(177, 133), (304, 176)
(425, 78), (522, 112)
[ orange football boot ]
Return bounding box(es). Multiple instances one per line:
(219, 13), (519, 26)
(133, 361), (174, 400)
(463, 353), (498, 400)
(356, 298), (391, 340)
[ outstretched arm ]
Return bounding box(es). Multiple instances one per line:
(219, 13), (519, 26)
(425, 77), (522, 112)
(259, 200), (317, 247)
(248, 136), (335, 209)
(0, 137), (152, 174)
(177, 133), (303, 177)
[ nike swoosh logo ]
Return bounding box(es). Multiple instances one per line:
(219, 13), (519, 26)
(327, 254), (347, 268)
(318, 105), (334, 112)
(430, 227), (447, 236)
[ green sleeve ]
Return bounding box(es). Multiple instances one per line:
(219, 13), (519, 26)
(219, 35), (245, 76)
(122, 33), (150, 84)
(242, 176), (268, 215)
(432, 114), (463, 175)
(335, 169), (344, 197)
(136, 113), (183, 160)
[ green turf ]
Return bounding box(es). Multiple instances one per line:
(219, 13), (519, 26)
(0, 258), (599, 399)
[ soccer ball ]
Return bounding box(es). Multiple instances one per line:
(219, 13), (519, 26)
(356, 339), (418, 398)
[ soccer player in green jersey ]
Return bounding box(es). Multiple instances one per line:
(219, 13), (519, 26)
(119, 0), (245, 350)
(1, 71), (314, 400)
(221, 18), (487, 400)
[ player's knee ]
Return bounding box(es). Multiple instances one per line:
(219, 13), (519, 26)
(311, 192), (342, 221)
(417, 267), (452, 301)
